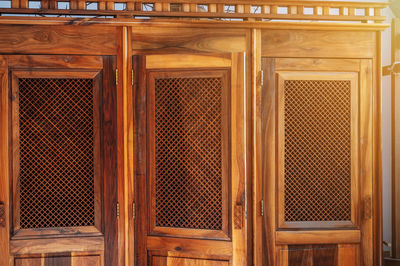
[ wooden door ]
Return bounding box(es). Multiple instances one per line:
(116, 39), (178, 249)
(261, 58), (373, 266)
(0, 55), (118, 266)
(134, 53), (247, 265)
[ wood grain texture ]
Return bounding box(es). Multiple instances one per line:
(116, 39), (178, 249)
(147, 236), (232, 258)
(231, 52), (247, 266)
(146, 54), (231, 69)
(276, 231), (361, 245)
(151, 256), (229, 266)
(0, 56), (10, 266)
(102, 56), (118, 266)
(10, 237), (105, 255)
(337, 244), (360, 266)
(132, 27), (248, 54)
(133, 55), (148, 266)
(261, 57), (277, 266)
(261, 30), (375, 59)
(0, 25), (116, 55)
(359, 59), (373, 266)
(7, 55), (103, 69)
(252, 28), (262, 266)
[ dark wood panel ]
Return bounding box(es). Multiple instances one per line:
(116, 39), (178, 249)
(15, 254), (101, 266)
(8, 55), (103, 69)
(0, 25), (116, 55)
(283, 245), (338, 266)
(102, 56), (118, 266)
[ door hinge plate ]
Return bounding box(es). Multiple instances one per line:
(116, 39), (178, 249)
(132, 69), (134, 86)
(117, 202), (120, 219)
(260, 70), (264, 86)
(260, 199), (264, 217)
(132, 202), (136, 220)
(115, 69), (118, 86)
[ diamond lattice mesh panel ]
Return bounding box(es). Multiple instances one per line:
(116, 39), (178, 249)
(284, 80), (352, 222)
(18, 78), (95, 229)
(155, 77), (223, 230)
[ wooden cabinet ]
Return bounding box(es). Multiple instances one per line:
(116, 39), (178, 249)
(0, 55), (118, 265)
(134, 53), (247, 265)
(0, 21), (383, 266)
(261, 58), (374, 266)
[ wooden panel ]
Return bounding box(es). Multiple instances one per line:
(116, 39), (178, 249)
(151, 256), (229, 266)
(275, 58), (361, 72)
(71, 255), (101, 266)
(132, 27), (248, 54)
(15, 257), (42, 266)
(147, 236), (232, 258)
(146, 54), (231, 69)
(337, 244), (360, 266)
(8, 55), (103, 69)
(15, 255), (101, 266)
(276, 231), (361, 245)
(359, 59), (373, 266)
(102, 56), (118, 266)
(261, 57), (277, 266)
(0, 56), (10, 266)
(261, 30), (375, 59)
(0, 25), (116, 55)
(10, 237), (104, 255)
(279, 245), (339, 266)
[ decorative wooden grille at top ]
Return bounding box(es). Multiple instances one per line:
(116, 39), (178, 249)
(284, 80), (352, 222)
(18, 78), (95, 229)
(0, 0), (387, 23)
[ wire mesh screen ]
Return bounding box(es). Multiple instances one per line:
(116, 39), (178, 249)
(284, 80), (352, 222)
(154, 77), (223, 230)
(18, 78), (95, 229)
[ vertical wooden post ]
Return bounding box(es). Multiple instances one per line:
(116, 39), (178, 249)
(0, 56), (10, 266)
(392, 18), (400, 260)
(252, 28), (262, 266)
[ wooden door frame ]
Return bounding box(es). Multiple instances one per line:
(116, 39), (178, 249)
(0, 55), (118, 266)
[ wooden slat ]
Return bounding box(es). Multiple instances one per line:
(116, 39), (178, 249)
(145, 54), (231, 68)
(8, 55), (103, 69)
(0, 56), (10, 266)
(0, 25), (116, 55)
(276, 230), (361, 245)
(10, 237), (104, 255)
(261, 30), (376, 58)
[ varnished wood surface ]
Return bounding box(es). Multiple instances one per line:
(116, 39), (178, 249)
(0, 56), (10, 266)
(132, 27), (248, 54)
(276, 231), (361, 245)
(7, 55), (103, 70)
(261, 30), (376, 59)
(10, 237), (105, 255)
(102, 56), (118, 266)
(0, 25), (116, 55)
(15, 253), (102, 266)
(151, 256), (229, 266)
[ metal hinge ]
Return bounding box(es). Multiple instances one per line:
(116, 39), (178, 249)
(132, 202), (136, 220)
(115, 69), (119, 86)
(117, 202), (120, 219)
(260, 200), (264, 217)
(260, 70), (264, 86)
(132, 69), (134, 86)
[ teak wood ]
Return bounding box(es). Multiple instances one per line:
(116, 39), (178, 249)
(0, 9), (386, 266)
